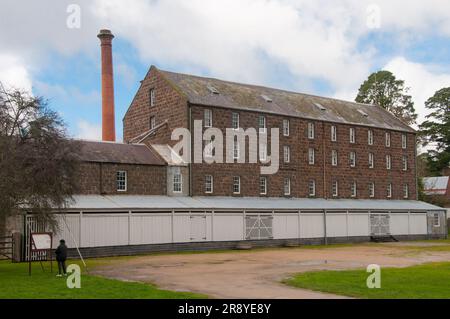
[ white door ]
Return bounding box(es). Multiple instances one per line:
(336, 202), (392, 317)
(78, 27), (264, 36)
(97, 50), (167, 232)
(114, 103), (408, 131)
(190, 215), (207, 241)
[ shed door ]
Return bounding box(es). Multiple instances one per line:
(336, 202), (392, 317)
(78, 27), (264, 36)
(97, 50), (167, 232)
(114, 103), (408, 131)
(370, 214), (390, 236)
(245, 215), (273, 240)
(190, 215), (207, 242)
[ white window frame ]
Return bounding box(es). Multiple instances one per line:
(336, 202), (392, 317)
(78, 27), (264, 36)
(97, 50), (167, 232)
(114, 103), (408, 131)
(308, 180), (316, 197)
(283, 145), (290, 163)
(149, 88), (155, 107)
(349, 151), (356, 167)
(386, 154), (391, 170)
(433, 213), (440, 227)
(116, 171), (127, 192)
(233, 176), (241, 194)
(368, 152), (374, 169)
(284, 178), (291, 196)
(204, 109), (212, 128)
(403, 184), (409, 199)
(368, 129), (373, 145)
(387, 183), (392, 198)
(331, 150), (338, 166)
(332, 180), (338, 197)
(351, 181), (357, 197)
(150, 116), (156, 129)
(205, 175), (213, 193)
(205, 139), (214, 158)
(260, 176), (267, 195)
(233, 137), (240, 160)
(402, 155), (408, 171)
(402, 134), (407, 149)
(173, 173), (182, 193)
(331, 125), (337, 142)
(283, 119), (290, 136)
(369, 182), (375, 198)
(385, 132), (391, 147)
(232, 112), (239, 130)
(308, 148), (315, 165)
(349, 127), (356, 144)
(307, 122), (315, 139)
(258, 115), (266, 134)
(259, 143), (267, 162)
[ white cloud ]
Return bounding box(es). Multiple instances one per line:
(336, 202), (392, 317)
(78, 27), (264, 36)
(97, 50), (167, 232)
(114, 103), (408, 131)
(0, 53), (32, 92)
(76, 120), (102, 140)
(384, 57), (450, 124)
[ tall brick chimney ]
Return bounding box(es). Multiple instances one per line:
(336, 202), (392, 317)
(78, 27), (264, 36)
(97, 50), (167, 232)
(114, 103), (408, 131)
(97, 29), (116, 142)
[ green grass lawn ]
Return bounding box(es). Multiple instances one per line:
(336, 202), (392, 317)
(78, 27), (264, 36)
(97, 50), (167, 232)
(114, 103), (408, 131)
(0, 260), (206, 299)
(284, 262), (450, 299)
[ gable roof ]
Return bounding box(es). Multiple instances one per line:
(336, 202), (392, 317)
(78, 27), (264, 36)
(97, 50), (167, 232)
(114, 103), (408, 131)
(158, 67), (415, 133)
(423, 176), (449, 195)
(75, 140), (166, 166)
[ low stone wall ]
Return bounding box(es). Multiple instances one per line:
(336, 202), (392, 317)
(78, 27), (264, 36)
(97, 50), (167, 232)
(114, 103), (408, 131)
(64, 234), (444, 259)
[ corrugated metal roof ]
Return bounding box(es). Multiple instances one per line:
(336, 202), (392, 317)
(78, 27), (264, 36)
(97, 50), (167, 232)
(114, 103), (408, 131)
(65, 195), (444, 211)
(158, 68), (415, 133)
(75, 140), (166, 166)
(423, 176), (449, 195)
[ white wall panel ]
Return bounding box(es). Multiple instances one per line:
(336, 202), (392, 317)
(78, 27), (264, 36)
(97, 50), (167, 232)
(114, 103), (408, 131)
(300, 213), (324, 238)
(173, 214), (191, 242)
(348, 213), (369, 236)
(130, 214), (172, 245)
(326, 213), (347, 237)
(273, 214), (299, 239)
(53, 214), (80, 248)
(212, 214), (244, 241)
(390, 214), (409, 235)
(81, 214), (128, 247)
(409, 213), (427, 235)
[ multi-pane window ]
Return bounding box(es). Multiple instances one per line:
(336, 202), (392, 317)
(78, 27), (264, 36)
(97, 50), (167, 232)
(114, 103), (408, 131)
(173, 173), (182, 193)
(149, 88), (155, 107)
(284, 178), (291, 196)
(283, 146), (290, 163)
(402, 155), (408, 171)
(232, 112), (239, 130)
(258, 115), (266, 133)
(283, 119), (290, 136)
(368, 129), (373, 145)
(349, 127), (356, 143)
(369, 182), (375, 198)
(402, 134), (407, 149)
(233, 136), (239, 159)
(387, 183), (392, 198)
(308, 148), (315, 165)
(332, 180), (338, 197)
(331, 125), (337, 142)
(116, 171), (127, 192)
(403, 184), (409, 199)
(205, 175), (213, 193)
(150, 116), (156, 129)
(233, 176), (240, 194)
(433, 213), (440, 227)
(259, 143), (267, 162)
(351, 181), (357, 197)
(308, 180), (316, 197)
(205, 139), (213, 158)
(260, 176), (267, 195)
(307, 122), (315, 139)
(204, 109), (212, 127)
(349, 151), (356, 167)
(331, 150), (338, 166)
(368, 152), (374, 168)
(386, 154), (391, 170)
(385, 132), (391, 147)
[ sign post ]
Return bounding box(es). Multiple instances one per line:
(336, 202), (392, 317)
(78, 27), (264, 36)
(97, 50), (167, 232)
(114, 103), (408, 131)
(29, 232), (53, 276)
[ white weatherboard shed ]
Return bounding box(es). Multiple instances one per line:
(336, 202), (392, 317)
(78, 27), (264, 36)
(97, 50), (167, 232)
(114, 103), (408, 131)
(23, 196), (447, 258)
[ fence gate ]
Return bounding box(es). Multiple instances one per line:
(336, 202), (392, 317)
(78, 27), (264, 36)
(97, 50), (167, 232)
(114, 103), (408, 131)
(0, 235), (14, 261)
(190, 215), (207, 242)
(370, 214), (390, 236)
(24, 215), (50, 261)
(245, 215), (273, 240)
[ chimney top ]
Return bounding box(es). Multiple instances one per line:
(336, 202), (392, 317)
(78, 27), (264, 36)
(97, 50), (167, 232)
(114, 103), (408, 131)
(97, 29), (114, 39)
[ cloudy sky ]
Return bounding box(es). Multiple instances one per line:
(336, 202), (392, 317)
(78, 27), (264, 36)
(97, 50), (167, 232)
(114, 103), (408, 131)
(0, 0), (449, 141)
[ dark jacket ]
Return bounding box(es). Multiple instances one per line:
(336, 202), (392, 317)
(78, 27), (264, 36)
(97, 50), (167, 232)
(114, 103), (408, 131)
(55, 244), (67, 261)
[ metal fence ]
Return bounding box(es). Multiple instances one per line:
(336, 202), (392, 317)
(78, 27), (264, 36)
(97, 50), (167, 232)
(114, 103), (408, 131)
(0, 235), (14, 260)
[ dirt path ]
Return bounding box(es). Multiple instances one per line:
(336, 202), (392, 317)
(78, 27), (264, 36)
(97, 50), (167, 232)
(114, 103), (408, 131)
(91, 242), (450, 299)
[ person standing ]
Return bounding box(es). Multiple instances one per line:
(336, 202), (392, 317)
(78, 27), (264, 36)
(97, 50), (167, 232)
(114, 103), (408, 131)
(55, 239), (68, 277)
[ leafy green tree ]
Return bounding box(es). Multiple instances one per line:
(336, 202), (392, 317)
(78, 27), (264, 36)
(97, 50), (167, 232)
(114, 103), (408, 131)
(420, 87), (450, 175)
(355, 70), (417, 125)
